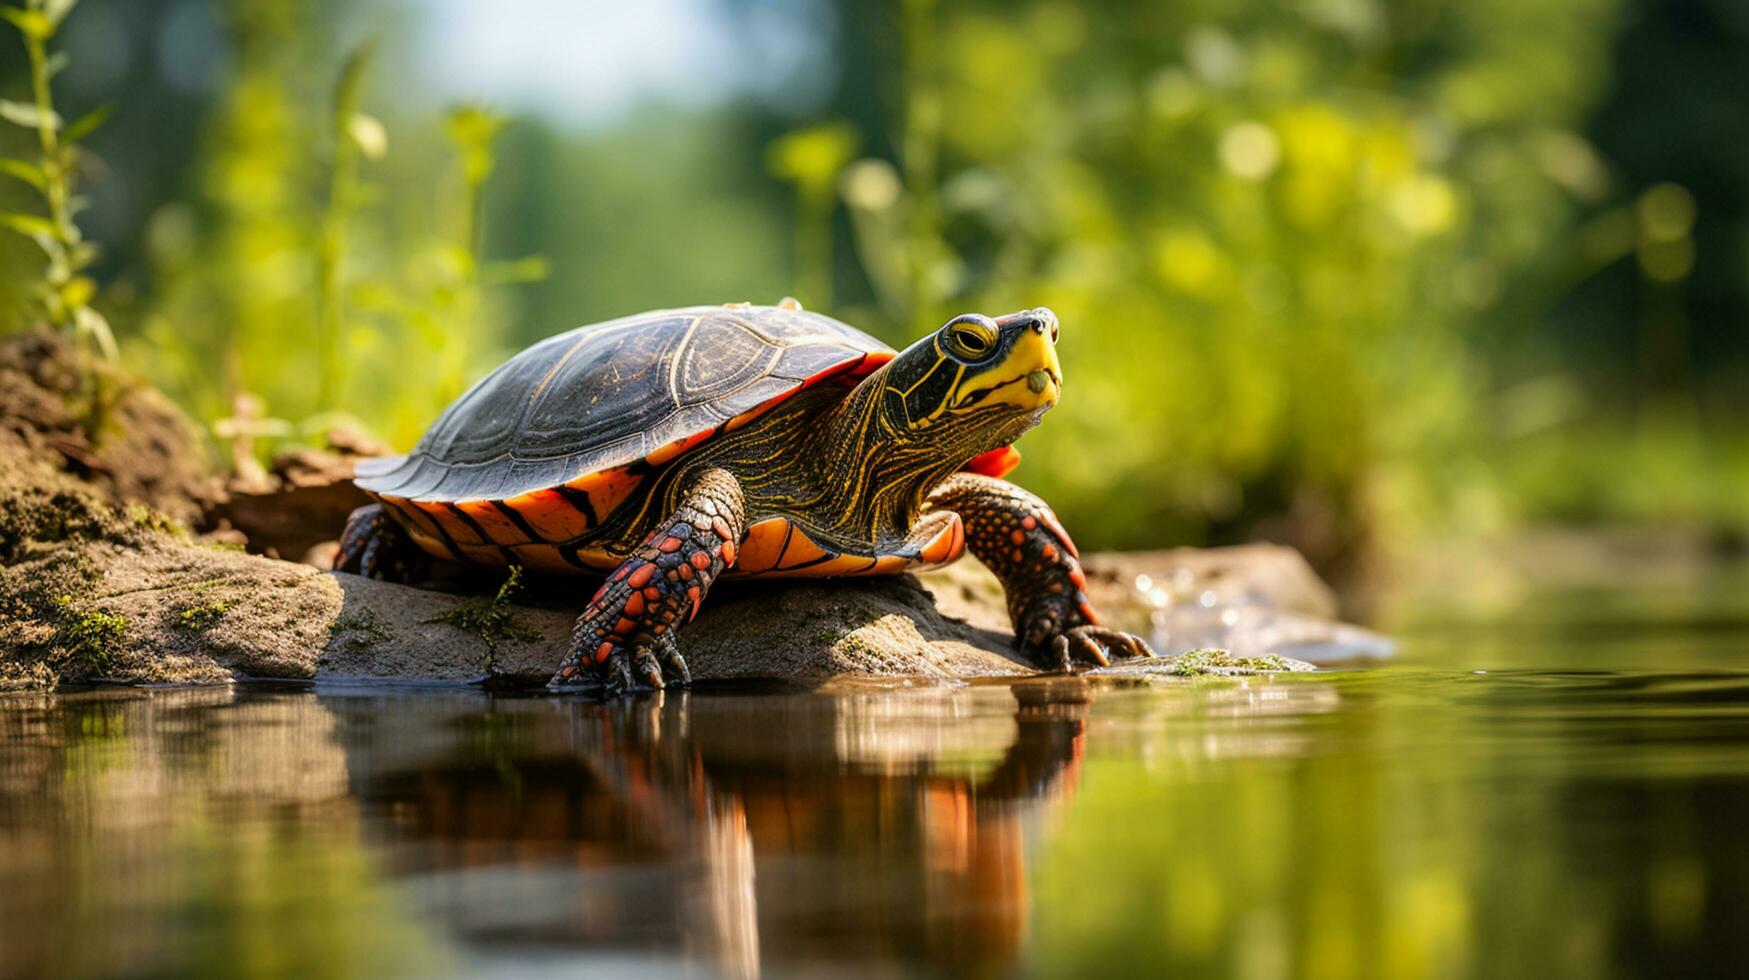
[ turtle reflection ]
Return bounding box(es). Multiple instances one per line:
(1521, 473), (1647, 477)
(339, 680), (1093, 977)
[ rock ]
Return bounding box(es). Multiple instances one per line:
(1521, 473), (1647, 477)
(319, 572), (1032, 686)
(0, 455), (341, 689)
(923, 546), (1393, 665)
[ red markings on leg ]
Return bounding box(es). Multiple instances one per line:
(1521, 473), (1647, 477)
(689, 551), (712, 570)
(1042, 513), (1079, 558)
(594, 641), (614, 664)
(720, 539), (737, 565)
(658, 535), (684, 553)
(627, 564), (655, 588)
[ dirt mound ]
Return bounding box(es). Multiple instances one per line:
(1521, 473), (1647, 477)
(0, 331), (220, 526)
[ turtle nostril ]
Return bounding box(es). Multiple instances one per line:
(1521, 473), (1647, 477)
(1022, 308), (1057, 341)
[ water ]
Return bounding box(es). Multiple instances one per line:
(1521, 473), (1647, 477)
(4, 573), (1749, 979)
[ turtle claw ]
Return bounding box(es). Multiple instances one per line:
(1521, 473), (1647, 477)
(603, 653), (639, 697)
(1066, 625), (1157, 665)
(548, 635), (694, 697)
(633, 649), (666, 691)
(656, 633), (691, 686)
(1026, 623), (1155, 672)
(1047, 634), (1073, 673)
(1071, 631), (1110, 667)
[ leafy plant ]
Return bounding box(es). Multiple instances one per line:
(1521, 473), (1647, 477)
(381, 104), (547, 436)
(314, 41), (385, 411)
(768, 121), (858, 308)
(0, 0), (113, 358)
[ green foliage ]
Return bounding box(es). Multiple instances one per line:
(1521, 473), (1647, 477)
(768, 121), (859, 307)
(0, 0), (1736, 556)
(135, 3), (544, 463)
(0, 0), (113, 359)
(801, 0), (1632, 563)
(133, 0), (318, 428)
(388, 103), (548, 436)
(313, 42), (380, 412)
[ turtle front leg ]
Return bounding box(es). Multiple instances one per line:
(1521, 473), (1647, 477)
(550, 468), (745, 695)
(928, 473), (1155, 670)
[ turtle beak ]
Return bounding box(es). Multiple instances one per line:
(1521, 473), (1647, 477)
(954, 308), (1063, 413)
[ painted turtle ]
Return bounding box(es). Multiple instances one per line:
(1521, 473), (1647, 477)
(339, 299), (1154, 692)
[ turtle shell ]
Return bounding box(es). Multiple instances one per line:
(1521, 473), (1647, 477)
(354, 305), (894, 569)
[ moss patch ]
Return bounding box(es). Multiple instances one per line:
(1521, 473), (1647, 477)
(1168, 648), (1292, 676)
(57, 601), (128, 675)
(174, 599), (233, 632)
(427, 566), (540, 670)
(126, 504), (190, 540)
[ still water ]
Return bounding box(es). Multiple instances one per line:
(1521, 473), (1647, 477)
(4, 574), (1749, 979)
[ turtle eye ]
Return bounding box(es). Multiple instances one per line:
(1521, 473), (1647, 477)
(943, 315), (998, 360)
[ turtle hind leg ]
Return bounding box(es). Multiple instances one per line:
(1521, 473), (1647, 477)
(550, 468), (745, 696)
(335, 504), (430, 583)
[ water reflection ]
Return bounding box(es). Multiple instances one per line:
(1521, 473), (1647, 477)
(0, 688), (447, 980)
(328, 680), (1099, 978)
(4, 650), (1749, 978)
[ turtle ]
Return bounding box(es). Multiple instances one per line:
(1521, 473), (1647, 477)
(338, 299), (1154, 693)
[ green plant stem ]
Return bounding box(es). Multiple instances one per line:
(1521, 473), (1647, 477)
(797, 184), (833, 308)
(23, 29), (72, 319)
(25, 36), (65, 241)
(315, 46), (373, 410)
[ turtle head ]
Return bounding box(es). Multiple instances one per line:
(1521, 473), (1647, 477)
(877, 307), (1063, 450)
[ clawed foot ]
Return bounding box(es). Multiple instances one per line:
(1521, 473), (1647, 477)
(550, 631), (691, 695)
(1022, 613), (1157, 672)
(1045, 624), (1157, 670)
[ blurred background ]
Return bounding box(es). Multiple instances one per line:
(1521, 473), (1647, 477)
(3, 0), (1746, 580)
